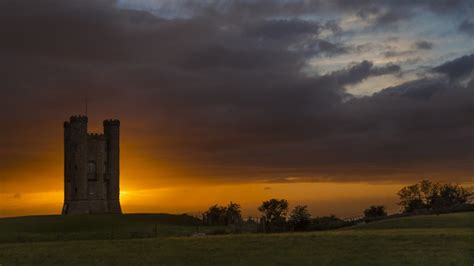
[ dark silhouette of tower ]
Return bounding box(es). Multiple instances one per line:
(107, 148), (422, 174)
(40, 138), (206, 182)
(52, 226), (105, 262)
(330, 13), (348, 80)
(62, 115), (122, 215)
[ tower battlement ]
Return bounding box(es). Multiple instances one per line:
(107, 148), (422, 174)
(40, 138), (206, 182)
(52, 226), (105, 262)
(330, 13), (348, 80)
(87, 133), (105, 140)
(69, 115), (89, 123)
(103, 119), (120, 126)
(62, 115), (122, 215)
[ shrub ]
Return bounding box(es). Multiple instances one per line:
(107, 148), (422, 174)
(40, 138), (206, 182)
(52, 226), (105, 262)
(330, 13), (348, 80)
(258, 199), (289, 232)
(202, 202), (243, 226)
(310, 215), (348, 231)
(364, 205), (387, 218)
(288, 205), (311, 231)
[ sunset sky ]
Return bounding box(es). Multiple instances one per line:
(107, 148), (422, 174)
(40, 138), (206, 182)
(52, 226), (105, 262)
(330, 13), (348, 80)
(0, 0), (473, 218)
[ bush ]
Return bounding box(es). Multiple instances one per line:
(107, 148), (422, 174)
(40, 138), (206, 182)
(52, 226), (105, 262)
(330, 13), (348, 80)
(258, 199), (289, 232)
(309, 215), (349, 231)
(288, 205), (311, 231)
(364, 205), (387, 219)
(202, 202), (243, 226)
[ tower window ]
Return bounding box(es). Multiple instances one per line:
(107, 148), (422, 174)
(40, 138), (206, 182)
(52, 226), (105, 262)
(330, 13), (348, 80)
(88, 161), (96, 174)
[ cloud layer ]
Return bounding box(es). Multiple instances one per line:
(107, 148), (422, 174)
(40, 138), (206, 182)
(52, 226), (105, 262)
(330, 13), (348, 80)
(0, 0), (473, 193)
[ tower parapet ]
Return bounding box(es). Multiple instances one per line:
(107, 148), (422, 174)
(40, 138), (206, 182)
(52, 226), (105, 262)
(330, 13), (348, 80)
(103, 119), (120, 126)
(69, 115), (88, 123)
(103, 119), (121, 214)
(88, 133), (105, 140)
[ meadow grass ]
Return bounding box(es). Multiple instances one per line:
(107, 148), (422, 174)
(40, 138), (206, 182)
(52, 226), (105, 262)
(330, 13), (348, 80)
(0, 213), (202, 243)
(0, 212), (472, 265)
(349, 211), (474, 230)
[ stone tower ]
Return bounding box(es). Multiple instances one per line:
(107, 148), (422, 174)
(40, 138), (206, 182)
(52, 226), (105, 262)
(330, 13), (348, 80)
(62, 115), (122, 215)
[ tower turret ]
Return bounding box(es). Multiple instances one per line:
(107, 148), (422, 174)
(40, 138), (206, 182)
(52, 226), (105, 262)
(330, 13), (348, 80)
(104, 119), (122, 214)
(62, 115), (89, 214)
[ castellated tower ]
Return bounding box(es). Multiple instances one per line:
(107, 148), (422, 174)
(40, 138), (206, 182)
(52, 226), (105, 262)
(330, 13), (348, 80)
(62, 115), (122, 215)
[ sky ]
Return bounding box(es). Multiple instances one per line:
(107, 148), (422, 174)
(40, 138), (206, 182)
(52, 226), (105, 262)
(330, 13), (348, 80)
(0, 0), (473, 218)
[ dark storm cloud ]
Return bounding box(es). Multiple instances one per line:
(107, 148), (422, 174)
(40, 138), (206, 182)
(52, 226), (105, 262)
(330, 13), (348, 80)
(459, 19), (474, 36)
(414, 41), (434, 50)
(381, 40), (433, 59)
(145, 0), (473, 19)
(244, 19), (322, 40)
(295, 39), (349, 57)
(375, 78), (449, 100)
(0, 0), (473, 187)
(328, 61), (401, 85)
(383, 50), (414, 58)
(241, 19), (347, 58)
(373, 8), (413, 27)
(433, 54), (474, 80)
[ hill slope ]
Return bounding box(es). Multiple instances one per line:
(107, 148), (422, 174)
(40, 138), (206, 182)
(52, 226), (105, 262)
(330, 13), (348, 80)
(351, 212), (474, 230)
(0, 212), (473, 265)
(0, 213), (201, 243)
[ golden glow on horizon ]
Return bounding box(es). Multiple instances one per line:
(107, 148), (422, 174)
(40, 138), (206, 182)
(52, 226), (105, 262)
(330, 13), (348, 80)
(0, 182), (407, 218)
(1, 131), (472, 218)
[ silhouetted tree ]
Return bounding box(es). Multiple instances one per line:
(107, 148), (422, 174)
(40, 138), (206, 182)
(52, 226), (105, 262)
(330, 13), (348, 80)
(398, 180), (433, 213)
(429, 183), (471, 209)
(289, 205), (311, 231)
(258, 199), (288, 232)
(202, 202), (243, 226)
(246, 216), (257, 225)
(202, 205), (227, 226)
(398, 180), (472, 213)
(225, 202), (243, 225)
(363, 205), (387, 218)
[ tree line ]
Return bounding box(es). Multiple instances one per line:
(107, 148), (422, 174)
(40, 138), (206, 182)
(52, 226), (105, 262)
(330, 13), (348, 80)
(201, 180), (472, 232)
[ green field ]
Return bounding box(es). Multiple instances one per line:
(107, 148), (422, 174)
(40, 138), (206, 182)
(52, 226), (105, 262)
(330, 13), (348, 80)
(0, 212), (473, 265)
(0, 213), (203, 243)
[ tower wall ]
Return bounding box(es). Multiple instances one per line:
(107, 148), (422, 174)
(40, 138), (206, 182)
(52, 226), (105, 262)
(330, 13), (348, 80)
(62, 116), (89, 214)
(86, 134), (108, 213)
(62, 116), (122, 215)
(104, 119), (122, 214)
(63, 122), (72, 211)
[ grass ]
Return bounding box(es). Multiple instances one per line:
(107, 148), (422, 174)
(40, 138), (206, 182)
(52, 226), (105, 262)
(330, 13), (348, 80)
(0, 213), (203, 243)
(0, 212), (473, 265)
(350, 211), (474, 230)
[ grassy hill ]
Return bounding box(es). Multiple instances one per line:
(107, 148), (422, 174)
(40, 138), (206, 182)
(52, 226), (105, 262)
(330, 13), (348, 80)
(0, 213), (201, 243)
(350, 211), (474, 230)
(0, 212), (473, 265)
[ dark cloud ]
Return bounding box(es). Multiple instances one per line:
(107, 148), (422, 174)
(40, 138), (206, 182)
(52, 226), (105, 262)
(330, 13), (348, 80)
(383, 50), (414, 58)
(126, 0), (474, 20)
(374, 8), (413, 26)
(328, 61), (401, 85)
(414, 40), (434, 50)
(433, 54), (474, 80)
(381, 40), (433, 59)
(244, 18), (342, 40)
(0, 0), (473, 189)
(459, 19), (474, 36)
(356, 5), (380, 20)
(375, 78), (448, 100)
(244, 19), (322, 40)
(296, 39), (349, 57)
